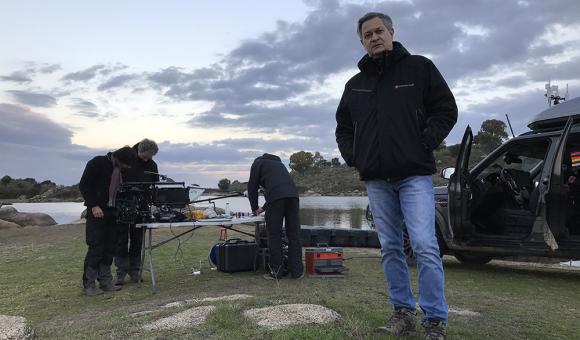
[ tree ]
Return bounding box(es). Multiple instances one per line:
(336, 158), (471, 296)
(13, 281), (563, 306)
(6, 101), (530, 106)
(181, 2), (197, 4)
(0, 175), (12, 185)
(289, 151), (314, 174)
(447, 143), (462, 158)
(330, 157), (341, 167)
(436, 140), (447, 151)
(474, 119), (508, 154)
(312, 152), (330, 168)
(217, 178), (231, 191)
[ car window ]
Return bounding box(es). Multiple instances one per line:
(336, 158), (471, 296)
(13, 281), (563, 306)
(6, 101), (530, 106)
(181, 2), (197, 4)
(477, 140), (550, 180)
(564, 133), (580, 178)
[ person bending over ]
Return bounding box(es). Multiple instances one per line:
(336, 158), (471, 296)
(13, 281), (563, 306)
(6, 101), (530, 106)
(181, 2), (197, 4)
(247, 153), (304, 280)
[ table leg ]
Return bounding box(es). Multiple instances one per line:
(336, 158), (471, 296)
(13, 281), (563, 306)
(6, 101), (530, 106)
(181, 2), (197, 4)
(138, 226), (146, 288)
(148, 228), (157, 294)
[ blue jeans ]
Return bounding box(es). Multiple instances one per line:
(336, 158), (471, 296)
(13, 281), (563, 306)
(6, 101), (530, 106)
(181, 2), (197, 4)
(366, 176), (448, 322)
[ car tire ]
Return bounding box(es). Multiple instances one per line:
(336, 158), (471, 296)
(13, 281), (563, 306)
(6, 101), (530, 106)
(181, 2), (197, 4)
(454, 252), (492, 265)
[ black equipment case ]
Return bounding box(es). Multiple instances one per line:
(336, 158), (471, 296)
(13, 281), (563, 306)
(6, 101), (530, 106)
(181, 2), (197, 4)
(215, 239), (258, 273)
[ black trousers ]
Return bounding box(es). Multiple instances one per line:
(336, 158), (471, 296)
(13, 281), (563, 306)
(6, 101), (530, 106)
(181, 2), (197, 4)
(82, 209), (118, 288)
(265, 197), (303, 278)
(115, 223), (144, 275)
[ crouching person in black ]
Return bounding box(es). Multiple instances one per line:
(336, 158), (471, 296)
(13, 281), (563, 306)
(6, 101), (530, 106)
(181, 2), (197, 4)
(247, 153), (304, 280)
(115, 139), (159, 285)
(79, 146), (137, 296)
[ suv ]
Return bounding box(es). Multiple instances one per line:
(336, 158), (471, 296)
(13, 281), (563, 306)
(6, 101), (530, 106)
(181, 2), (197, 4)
(370, 96), (580, 264)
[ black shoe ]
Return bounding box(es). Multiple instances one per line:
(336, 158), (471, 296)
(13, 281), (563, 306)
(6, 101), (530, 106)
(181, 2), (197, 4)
(129, 272), (142, 283)
(100, 281), (122, 292)
(83, 286), (104, 296)
(291, 271), (305, 279)
(115, 273), (126, 286)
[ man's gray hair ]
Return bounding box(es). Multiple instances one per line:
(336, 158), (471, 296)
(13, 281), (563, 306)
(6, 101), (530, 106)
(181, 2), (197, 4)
(357, 12), (393, 39)
(138, 138), (159, 156)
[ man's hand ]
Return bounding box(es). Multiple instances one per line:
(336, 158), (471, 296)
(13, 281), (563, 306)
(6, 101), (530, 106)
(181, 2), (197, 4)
(569, 175), (577, 184)
(91, 206), (104, 218)
(253, 207), (265, 215)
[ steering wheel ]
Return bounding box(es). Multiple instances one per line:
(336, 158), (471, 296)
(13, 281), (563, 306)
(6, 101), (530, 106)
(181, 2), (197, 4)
(498, 166), (520, 195)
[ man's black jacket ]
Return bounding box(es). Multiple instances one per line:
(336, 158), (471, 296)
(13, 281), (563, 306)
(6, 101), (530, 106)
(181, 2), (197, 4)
(335, 42), (457, 180)
(247, 154), (299, 212)
(123, 143), (159, 182)
(79, 153), (114, 209)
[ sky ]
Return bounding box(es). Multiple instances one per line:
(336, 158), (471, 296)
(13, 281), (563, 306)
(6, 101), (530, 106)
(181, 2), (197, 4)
(1, 0), (580, 187)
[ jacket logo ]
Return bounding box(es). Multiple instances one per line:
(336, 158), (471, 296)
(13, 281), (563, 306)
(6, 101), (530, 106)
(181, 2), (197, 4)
(351, 88), (373, 93)
(394, 83), (415, 89)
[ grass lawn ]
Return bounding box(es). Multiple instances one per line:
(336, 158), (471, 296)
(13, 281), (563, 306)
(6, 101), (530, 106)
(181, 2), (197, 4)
(1, 223), (579, 339)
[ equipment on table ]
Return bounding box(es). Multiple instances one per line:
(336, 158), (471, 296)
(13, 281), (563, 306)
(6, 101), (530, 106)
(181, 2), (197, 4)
(115, 177), (244, 224)
(305, 247), (348, 277)
(214, 239), (258, 273)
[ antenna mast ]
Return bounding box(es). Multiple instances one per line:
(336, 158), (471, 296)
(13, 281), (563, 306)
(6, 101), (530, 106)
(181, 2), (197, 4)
(545, 80), (567, 107)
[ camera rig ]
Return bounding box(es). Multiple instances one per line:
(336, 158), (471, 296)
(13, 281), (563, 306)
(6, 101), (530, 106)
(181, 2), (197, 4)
(115, 181), (242, 224)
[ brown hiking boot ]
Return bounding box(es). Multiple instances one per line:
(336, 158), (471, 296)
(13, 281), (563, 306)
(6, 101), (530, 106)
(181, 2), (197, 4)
(422, 319), (446, 340)
(374, 308), (417, 336)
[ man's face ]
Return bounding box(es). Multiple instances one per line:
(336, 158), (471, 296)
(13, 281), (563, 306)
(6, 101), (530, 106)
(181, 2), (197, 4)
(118, 162), (130, 170)
(360, 17), (394, 57)
(112, 157), (131, 170)
(138, 151), (153, 162)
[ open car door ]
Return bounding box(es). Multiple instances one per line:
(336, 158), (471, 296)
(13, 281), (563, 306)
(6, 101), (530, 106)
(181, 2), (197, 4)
(535, 117), (574, 250)
(448, 126), (473, 240)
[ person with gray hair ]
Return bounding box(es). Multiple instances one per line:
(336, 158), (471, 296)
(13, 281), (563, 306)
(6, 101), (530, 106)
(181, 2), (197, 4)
(335, 11), (457, 340)
(114, 138), (160, 285)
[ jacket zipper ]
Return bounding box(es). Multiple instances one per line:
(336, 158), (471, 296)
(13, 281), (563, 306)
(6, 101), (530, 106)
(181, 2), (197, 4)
(415, 108), (423, 134)
(353, 121), (358, 161)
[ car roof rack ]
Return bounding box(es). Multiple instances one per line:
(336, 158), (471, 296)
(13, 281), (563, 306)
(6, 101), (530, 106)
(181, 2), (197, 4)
(528, 96), (580, 131)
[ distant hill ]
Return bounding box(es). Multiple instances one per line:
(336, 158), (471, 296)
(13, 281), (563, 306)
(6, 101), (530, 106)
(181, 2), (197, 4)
(288, 146), (488, 195)
(1, 145), (488, 201)
(0, 176), (82, 202)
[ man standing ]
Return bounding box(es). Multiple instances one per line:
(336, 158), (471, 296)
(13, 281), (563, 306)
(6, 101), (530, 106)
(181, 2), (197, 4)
(115, 139), (159, 285)
(335, 12), (457, 339)
(247, 153), (303, 280)
(79, 146), (137, 296)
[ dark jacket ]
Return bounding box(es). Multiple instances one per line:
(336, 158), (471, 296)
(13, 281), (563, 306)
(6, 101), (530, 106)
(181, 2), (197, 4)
(79, 153), (115, 208)
(335, 42), (458, 180)
(123, 143), (159, 182)
(247, 154), (299, 211)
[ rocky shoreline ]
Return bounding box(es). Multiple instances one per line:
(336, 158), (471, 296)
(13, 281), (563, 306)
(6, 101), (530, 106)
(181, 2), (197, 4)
(0, 205), (57, 229)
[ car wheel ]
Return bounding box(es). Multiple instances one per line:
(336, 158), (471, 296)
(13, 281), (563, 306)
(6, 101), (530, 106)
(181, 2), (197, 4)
(454, 252), (492, 265)
(365, 204), (375, 229)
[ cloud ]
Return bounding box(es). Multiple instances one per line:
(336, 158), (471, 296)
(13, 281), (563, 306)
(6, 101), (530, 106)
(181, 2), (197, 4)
(97, 73), (139, 91)
(140, 0), (579, 146)
(38, 63), (62, 74)
(0, 71), (32, 83)
(4, 0), (580, 184)
(61, 63), (127, 82)
(69, 98), (97, 111)
(0, 103), (72, 147)
(0, 103), (106, 185)
(5, 90), (57, 107)
(61, 65), (106, 81)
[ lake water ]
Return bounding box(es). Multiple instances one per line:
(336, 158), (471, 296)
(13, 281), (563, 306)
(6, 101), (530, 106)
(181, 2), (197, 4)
(10, 196), (372, 229)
